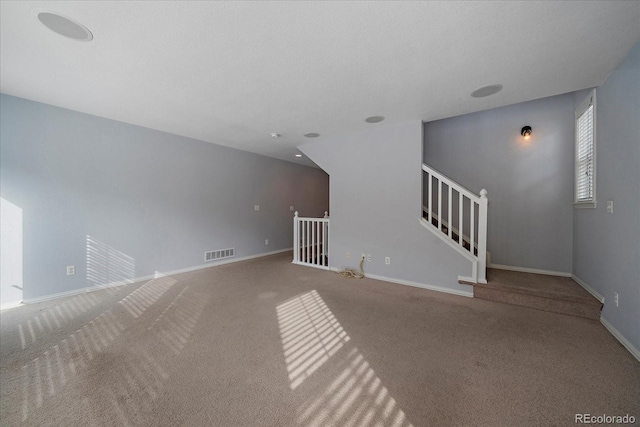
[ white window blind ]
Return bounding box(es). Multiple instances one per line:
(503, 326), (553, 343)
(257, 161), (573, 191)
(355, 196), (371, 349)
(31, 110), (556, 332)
(576, 105), (594, 201)
(575, 91), (596, 206)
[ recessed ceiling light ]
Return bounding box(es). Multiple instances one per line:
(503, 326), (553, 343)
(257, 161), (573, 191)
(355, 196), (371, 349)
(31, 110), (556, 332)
(37, 12), (93, 41)
(304, 133), (320, 138)
(295, 154), (303, 158)
(365, 116), (385, 123)
(471, 84), (503, 98)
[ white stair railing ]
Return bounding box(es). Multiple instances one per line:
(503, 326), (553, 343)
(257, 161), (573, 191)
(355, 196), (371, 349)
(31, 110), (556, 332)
(421, 163), (488, 284)
(293, 211), (330, 270)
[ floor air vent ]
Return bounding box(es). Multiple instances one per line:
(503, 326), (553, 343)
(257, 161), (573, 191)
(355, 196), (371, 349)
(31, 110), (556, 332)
(205, 248), (235, 262)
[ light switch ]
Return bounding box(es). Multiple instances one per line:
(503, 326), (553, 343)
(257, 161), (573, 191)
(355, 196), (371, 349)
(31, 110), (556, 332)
(606, 200), (613, 214)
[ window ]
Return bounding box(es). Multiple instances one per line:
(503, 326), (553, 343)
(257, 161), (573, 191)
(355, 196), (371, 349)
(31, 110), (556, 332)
(575, 90), (596, 207)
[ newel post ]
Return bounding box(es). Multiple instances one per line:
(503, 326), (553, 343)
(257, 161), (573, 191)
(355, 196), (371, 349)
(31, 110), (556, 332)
(323, 212), (329, 265)
(293, 211), (299, 263)
(477, 189), (488, 284)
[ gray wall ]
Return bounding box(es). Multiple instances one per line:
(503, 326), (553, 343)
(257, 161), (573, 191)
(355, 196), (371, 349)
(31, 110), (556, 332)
(573, 41), (640, 352)
(423, 93), (576, 273)
(301, 121), (473, 295)
(0, 94), (329, 301)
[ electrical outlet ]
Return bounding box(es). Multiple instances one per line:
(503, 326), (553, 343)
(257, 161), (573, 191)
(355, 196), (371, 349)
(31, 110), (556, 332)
(385, 257), (390, 265)
(265, 239), (269, 245)
(361, 253), (366, 261)
(290, 205), (294, 211)
(254, 205), (260, 211)
(346, 252), (351, 259)
(66, 266), (75, 276)
(366, 254), (372, 262)
(614, 292), (619, 307)
(607, 200), (614, 214)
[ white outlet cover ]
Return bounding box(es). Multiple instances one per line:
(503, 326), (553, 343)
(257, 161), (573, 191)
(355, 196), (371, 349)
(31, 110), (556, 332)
(265, 239), (269, 245)
(66, 266), (75, 275)
(254, 205), (260, 211)
(346, 252), (351, 258)
(290, 206), (294, 211)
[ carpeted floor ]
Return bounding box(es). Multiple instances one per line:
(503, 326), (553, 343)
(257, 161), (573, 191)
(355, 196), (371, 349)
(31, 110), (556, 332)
(1, 252), (638, 426)
(472, 269), (604, 320)
(485, 269), (599, 300)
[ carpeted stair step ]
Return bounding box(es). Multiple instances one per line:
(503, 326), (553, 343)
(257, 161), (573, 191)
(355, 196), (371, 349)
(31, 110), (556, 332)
(460, 269), (602, 320)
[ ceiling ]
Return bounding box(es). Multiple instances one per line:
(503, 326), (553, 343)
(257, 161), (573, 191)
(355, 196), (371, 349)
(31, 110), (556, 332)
(1, 1), (639, 167)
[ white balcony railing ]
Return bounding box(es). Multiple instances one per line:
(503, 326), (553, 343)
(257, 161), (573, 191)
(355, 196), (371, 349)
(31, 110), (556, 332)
(293, 211), (329, 270)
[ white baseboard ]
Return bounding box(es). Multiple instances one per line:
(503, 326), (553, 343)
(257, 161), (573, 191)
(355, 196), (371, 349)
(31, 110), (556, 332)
(291, 261), (331, 271)
(329, 266), (472, 298)
(488, 263), (572, 277)
(20, 248), (293, 306)
(366, 273), (473, 298)
(21, 279), (131, 304)
(600, 317), (640, 363)
(571, 274), (605, 303)
(458, 275), (487, 285)
(0, 301), (24, 311)
(155, 247), (293, 277)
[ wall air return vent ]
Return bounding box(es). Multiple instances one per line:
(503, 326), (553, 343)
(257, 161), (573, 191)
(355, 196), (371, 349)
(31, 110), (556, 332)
(205, 248), (235, 262)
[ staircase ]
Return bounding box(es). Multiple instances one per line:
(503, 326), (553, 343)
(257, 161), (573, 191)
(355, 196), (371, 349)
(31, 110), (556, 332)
(420, 163), (488, 284)
(291, 164), (601, 321)
(420, 163), (601, 319)
(462, 269), (602, 320)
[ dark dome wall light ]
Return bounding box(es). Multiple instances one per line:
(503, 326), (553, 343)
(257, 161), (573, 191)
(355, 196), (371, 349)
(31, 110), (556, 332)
(521, 126), (532, 140)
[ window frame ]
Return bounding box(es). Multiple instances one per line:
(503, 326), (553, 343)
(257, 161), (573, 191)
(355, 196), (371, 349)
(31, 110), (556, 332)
(574, 89), (597, 208)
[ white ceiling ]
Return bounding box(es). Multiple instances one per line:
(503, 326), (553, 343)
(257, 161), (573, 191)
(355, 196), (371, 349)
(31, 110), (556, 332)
(1, 1), (639, 167)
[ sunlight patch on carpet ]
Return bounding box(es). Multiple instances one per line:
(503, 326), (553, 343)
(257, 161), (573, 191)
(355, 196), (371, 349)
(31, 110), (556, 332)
(277, 290), (349, 390)
(16, 292), (100, 349)
(19, 308), (123, 420)
(148, 286), (209, 355)
(16, 275), (205, 423)
(277, 290), (413, 426)
(119, 275), (176, 318)
(295, 347), (413, 427)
